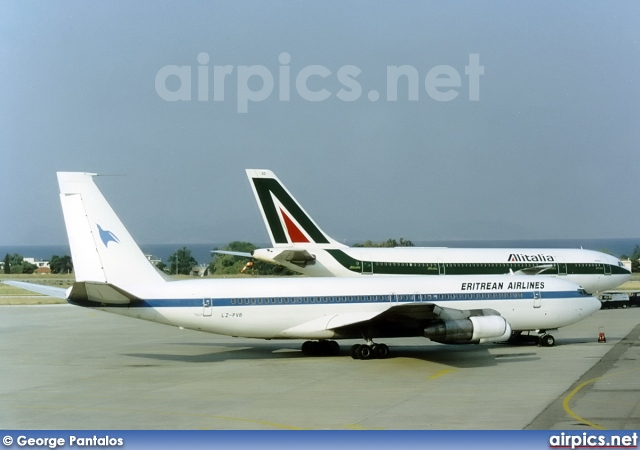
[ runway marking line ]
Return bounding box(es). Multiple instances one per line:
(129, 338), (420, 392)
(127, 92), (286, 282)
(428, 368), (455, 380)
(563, 377), (605, 430)
(562, 368), (640, 430)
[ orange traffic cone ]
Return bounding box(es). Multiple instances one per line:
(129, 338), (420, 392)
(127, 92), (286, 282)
(598, 327), (606, 343)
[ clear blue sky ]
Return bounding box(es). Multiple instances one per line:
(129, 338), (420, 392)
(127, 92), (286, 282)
(2, 1), (639, 246)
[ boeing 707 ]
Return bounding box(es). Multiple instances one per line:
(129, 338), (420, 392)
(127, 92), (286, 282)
(6, 172), (601, 357)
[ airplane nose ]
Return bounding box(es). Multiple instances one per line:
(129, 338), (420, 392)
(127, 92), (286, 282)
(587, 295), (602, 315)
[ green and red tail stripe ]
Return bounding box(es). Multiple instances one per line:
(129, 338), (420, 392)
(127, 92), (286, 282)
(247, 170), (340, 246)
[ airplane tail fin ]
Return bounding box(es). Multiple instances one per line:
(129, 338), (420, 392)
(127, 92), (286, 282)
(57, 172), (169, 288)
(246, 169), (346, 248)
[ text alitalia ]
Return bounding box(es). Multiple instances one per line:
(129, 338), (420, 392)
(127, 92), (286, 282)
(508, 253), (555, 262)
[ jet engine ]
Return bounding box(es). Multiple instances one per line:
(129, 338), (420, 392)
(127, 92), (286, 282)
(424, 315), (511, 344)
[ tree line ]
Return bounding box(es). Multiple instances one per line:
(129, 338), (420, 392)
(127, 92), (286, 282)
(353, 237), (414, 248)
(2, 253), (72, 274)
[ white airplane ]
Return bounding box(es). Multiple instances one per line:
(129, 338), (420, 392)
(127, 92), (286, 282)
(237, 169), (631, 294)
(7, 172), (601, 358)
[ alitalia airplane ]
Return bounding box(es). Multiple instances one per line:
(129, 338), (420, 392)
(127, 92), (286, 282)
(236, 169), (631, 294)
(6, 173), (601, 355)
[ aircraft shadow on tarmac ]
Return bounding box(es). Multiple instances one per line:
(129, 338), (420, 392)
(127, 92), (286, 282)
(124, 341), (542, 368)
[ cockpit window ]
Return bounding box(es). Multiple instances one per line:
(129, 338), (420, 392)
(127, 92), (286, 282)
(577, 288), (589, 296)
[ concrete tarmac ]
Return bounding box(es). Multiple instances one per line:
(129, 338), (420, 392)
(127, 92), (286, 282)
(1, 304), (638, 430)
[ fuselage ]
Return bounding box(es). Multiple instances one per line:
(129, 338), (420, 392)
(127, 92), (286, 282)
(252, 246), (630, 293)
(72, 274), (601, 341)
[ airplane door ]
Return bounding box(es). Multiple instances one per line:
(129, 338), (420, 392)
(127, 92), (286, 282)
(603, 262), (611, 276)
(557, 257), (567, 276)
(203, 298), (212, 317)
(533, 291), (541, 308)
(438, 259), (445, 275)
(361, 253), (373, 274)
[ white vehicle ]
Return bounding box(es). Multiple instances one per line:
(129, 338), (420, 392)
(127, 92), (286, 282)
(598, 292), (636, 309)
(8, 172), (601, 359)
(237, 169), (631, 294)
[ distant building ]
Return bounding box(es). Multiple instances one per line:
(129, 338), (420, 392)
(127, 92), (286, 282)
(0, 257), (53, 274)
(24, 258), (50, 269)
(145, 254), (162, 266)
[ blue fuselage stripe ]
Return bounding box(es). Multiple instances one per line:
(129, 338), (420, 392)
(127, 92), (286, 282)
(120, 290), (584, 308)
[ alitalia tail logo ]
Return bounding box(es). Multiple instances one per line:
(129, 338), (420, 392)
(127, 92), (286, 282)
(279, 208), (310, 243)
(251, 176), (330, 244)
(508, 253), (555, 262)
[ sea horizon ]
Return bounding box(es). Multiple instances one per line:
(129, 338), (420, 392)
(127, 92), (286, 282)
(2, 237), (640, 265)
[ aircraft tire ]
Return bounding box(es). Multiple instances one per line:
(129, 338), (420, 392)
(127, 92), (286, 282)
(373, 343), (389, 359)
(356, 345), (374, 360)
(539, 334), (555, 347)
(301, 340), (313, 355)
(350, 344), (361, 359)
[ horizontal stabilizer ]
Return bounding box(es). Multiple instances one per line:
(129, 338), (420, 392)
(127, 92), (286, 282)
(211, 250), (253, 258)
(67, 282), (140, 306)
(273, 249), (316, 266)
(2, 280), (67, 299)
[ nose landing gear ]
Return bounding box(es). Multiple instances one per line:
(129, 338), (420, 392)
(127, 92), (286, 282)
(538, 333), (555, 347)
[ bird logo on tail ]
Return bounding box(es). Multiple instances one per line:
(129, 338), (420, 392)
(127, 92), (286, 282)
(97, 224), (120, 247)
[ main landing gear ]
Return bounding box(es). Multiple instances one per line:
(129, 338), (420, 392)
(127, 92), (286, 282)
(301, 340), (340, 356)
(508, 331), (556, 347)
(299, 340), (392, 358)
(350, 342), (390, 360)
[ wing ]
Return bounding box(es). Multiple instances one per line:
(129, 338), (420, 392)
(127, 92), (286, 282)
(2, 280), (68, 299)
(370, 303), (512, 343)
(281, 303), (511, 344)
(514, 264), (554, 275)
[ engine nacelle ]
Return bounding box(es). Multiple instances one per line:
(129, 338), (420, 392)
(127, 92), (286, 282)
(424, 315), (511, 344)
